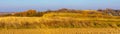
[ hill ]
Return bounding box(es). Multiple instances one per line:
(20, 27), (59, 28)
(0, 8), (120, 29)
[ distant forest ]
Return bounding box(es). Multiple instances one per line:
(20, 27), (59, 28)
(0, 8), (120, 17)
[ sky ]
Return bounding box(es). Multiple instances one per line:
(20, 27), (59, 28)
(0, 0), (120, 12)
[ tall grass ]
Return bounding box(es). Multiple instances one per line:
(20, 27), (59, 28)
(0, 16), (120, 29)
(0, 28), (120, 34)
(0, 11), (120, 29)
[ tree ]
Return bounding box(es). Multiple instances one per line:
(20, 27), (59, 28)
(24, 9), (37, 16)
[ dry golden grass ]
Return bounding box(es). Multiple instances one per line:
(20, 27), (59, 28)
(0, 12), (120, 34)
(0, 16), (120, 29)
(0, 17), (116, 23)
(0, 13), (120, 29)
(0, 28), (120, 34)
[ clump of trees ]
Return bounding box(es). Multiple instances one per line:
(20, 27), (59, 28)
(97, 8), (120, 16)
(11, 9), (37, 17)
(1, 9), (45, 17)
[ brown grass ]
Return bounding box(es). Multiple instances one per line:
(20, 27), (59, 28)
(0, 28), (120, 34)
(0, 16), (120, 29)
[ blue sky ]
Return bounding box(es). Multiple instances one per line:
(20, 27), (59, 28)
(0, 0), (120, 12)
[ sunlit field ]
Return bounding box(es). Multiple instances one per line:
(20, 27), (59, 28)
(0, 9), (120, 34)
(0, 0), (120, 34)
(0, 16), (120, 29)
(0, 28), (120, 34)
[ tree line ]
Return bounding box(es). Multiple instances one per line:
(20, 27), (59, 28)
(0, 8), (120, 17)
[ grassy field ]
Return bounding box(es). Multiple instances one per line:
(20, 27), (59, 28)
(0, 13), (120, 29)
(0, 16), (120, 29)
(0, 12), (120, 34)
(0, 28), (120, 34)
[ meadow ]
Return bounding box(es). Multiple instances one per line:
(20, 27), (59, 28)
(0, 28), (120, 34)
(0, 9), (120, 34)
(0, 12), (120, 29)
